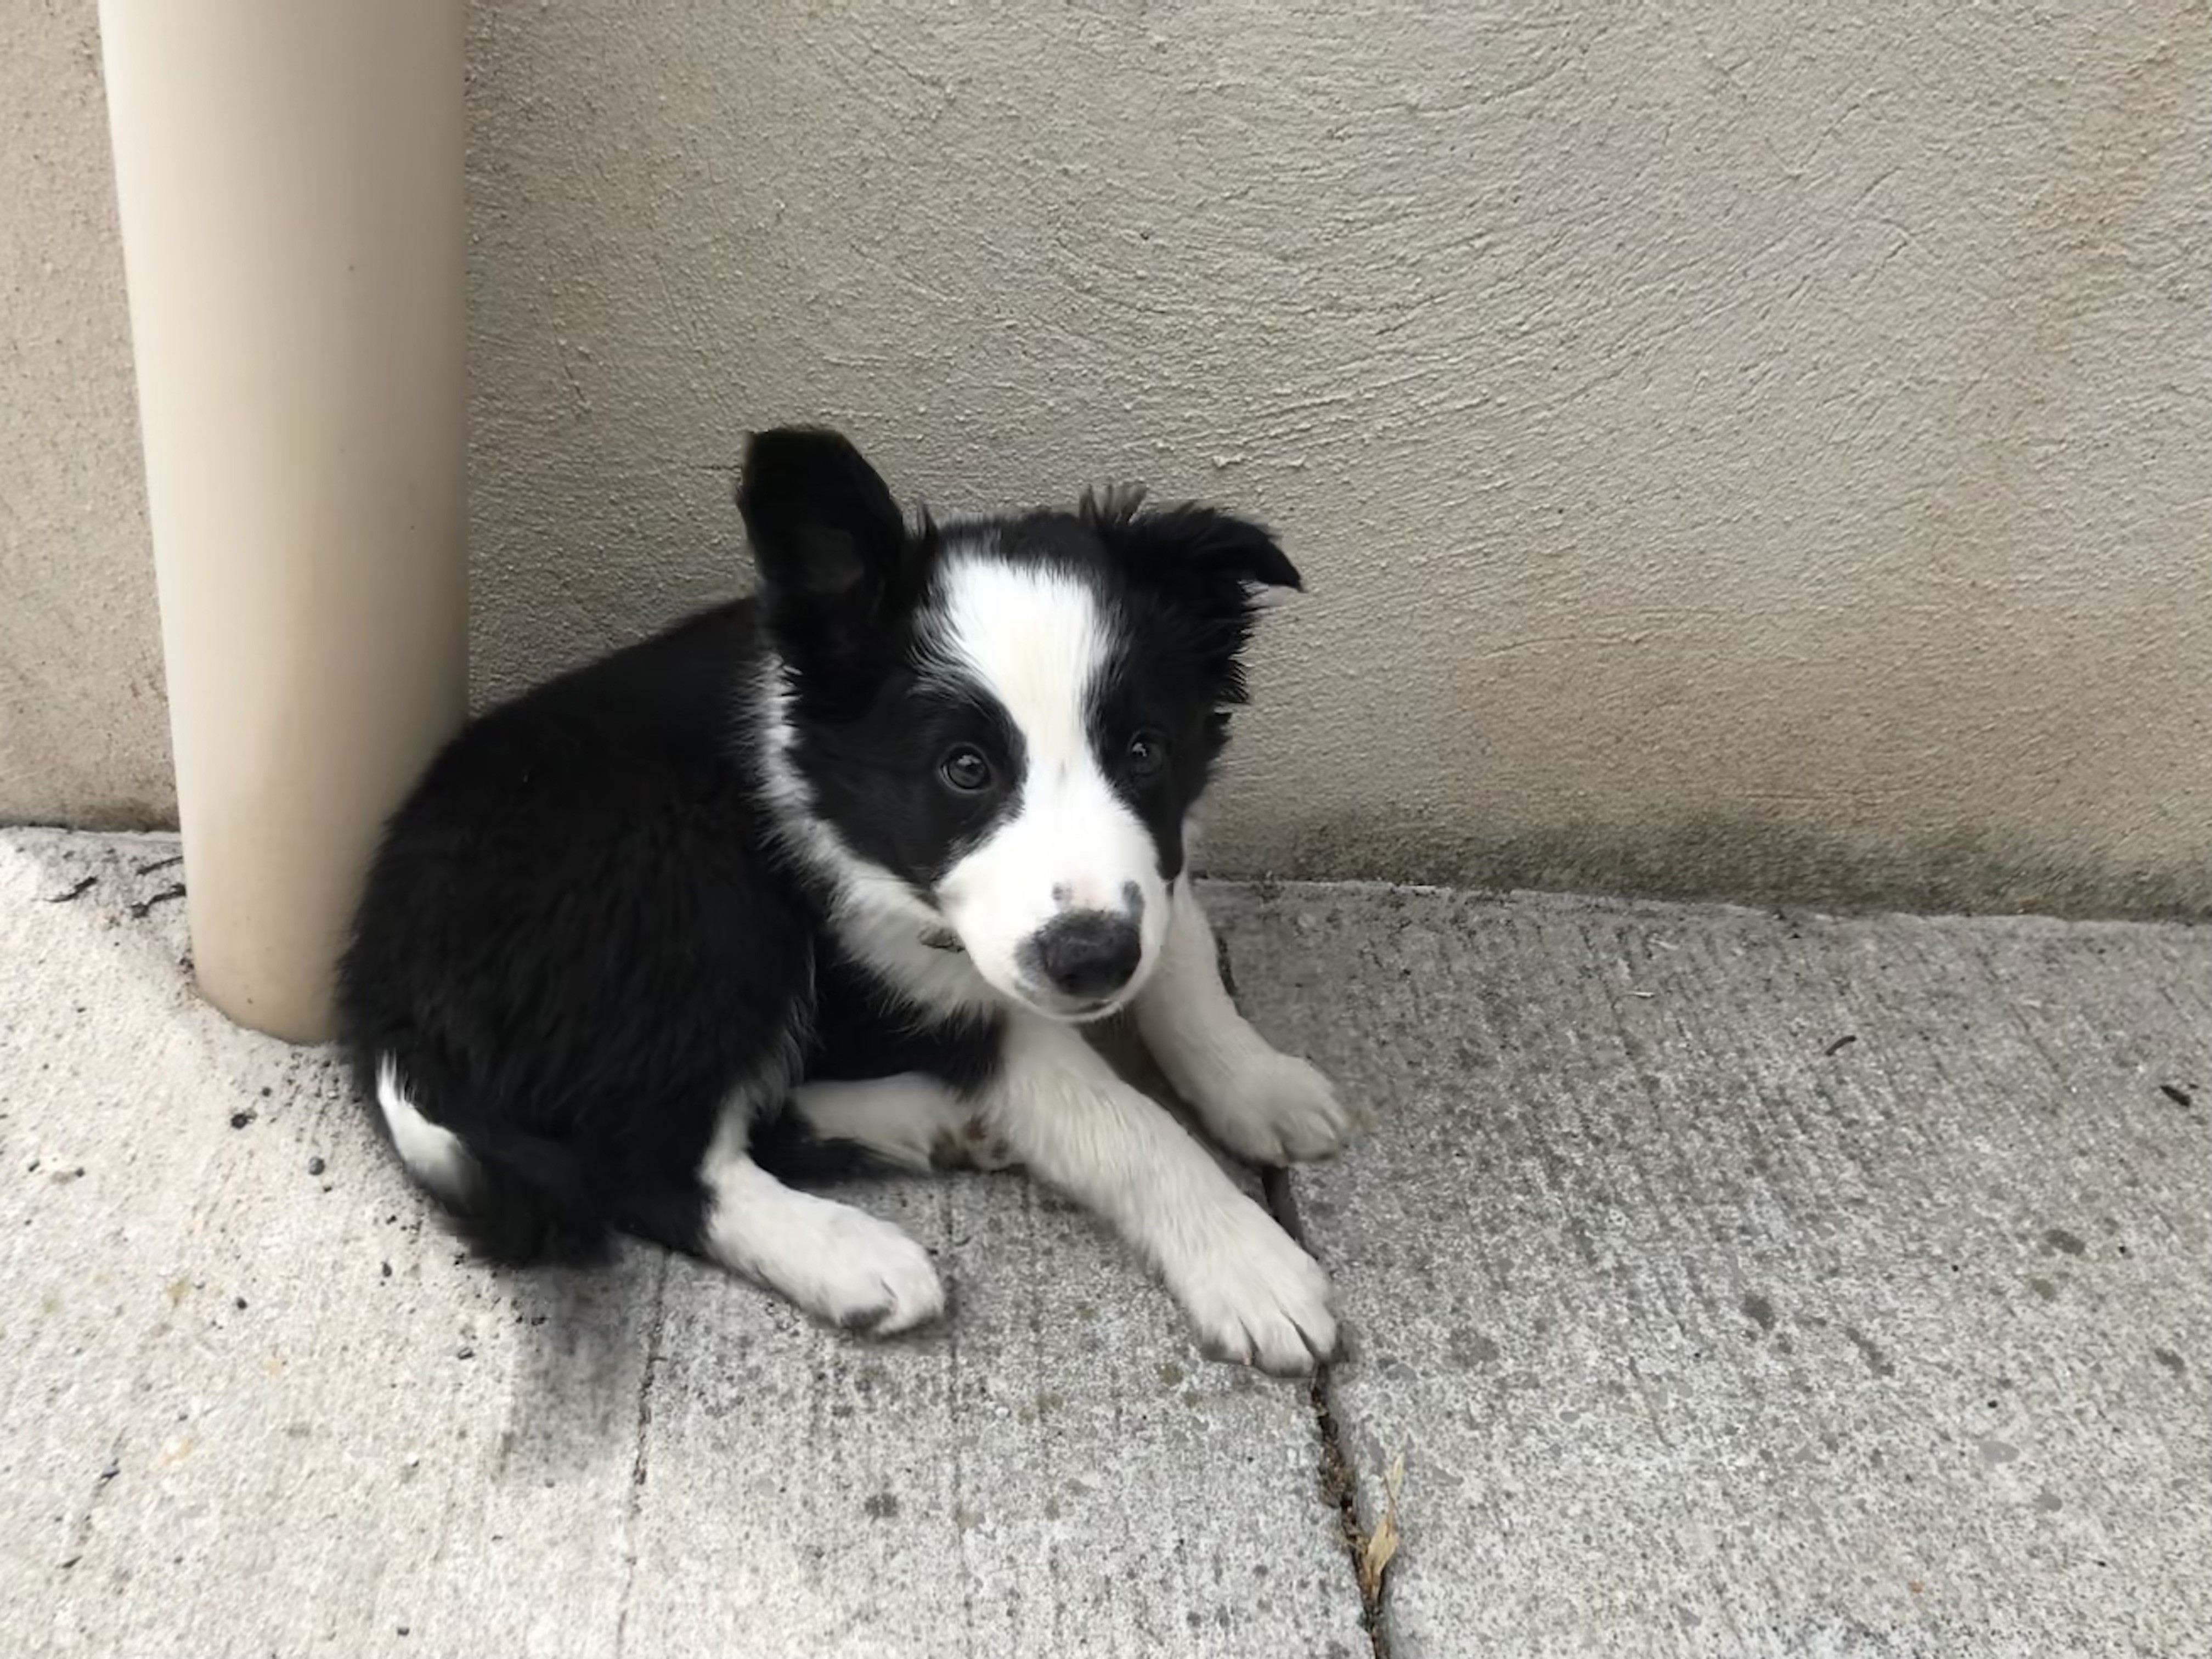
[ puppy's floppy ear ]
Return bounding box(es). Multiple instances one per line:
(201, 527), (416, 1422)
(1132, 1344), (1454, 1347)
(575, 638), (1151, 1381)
(1154, 506), (1303, 595)
(1084, 492), (1302, 704)
(1080, 486), (1302, 597)
(737, 427), (909, 607)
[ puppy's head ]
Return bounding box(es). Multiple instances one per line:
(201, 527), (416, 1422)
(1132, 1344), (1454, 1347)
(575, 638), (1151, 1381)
(741, 427), (1299, 1021)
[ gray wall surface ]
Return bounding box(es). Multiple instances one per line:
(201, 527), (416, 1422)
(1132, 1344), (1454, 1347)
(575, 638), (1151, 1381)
(6, 1), (2210, 915)
(1, 1), (168, 828)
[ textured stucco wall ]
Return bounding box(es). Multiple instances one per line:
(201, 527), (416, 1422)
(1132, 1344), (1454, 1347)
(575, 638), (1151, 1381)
(8, 1), (2211, 914)
(0, 0), (169, 827)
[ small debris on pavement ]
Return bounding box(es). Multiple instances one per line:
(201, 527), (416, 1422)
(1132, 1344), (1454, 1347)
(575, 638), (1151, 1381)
(126, 883), (185, 919)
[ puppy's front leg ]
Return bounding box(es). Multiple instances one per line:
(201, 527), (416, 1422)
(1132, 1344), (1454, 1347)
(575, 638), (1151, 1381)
(989, 1014), (1337, 1374)
(1135, 876), (1356, 1165)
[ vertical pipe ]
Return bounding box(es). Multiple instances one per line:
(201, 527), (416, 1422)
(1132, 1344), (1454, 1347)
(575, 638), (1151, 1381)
(99, 2), (467, 1041)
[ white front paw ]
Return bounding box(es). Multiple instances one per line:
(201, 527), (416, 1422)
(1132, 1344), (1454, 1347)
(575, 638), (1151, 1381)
(1169, 1199), (1339, 1375)
(1194, 1049), (1357, 1166)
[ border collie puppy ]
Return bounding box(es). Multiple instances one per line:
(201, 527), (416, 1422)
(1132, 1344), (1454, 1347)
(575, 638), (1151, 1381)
(337, 428), (1353, 1373)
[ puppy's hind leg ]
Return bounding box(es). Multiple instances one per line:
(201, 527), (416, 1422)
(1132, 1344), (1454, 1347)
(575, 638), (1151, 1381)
(696, 1118), (946, 1335)
(788, 1072), (1017, 1173)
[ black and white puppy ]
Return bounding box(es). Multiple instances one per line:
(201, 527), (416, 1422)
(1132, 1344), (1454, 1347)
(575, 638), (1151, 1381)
(337, 428), (1353, 1373)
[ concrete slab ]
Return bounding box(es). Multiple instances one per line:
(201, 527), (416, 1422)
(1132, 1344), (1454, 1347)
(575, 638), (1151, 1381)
(1208, 883), (2212, 1657)
(0, 832), (1364, 1658)
(14, 829), (2210, 1657)
(622, 1177), (1352, 1659)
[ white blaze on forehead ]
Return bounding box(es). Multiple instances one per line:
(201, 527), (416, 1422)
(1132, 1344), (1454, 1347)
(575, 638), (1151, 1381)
(922, 544), (1172, 1013)
(925, 550), (1118, 765)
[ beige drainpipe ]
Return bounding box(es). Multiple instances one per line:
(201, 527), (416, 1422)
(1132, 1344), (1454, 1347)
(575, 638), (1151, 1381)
(99, 2), (468, 1041)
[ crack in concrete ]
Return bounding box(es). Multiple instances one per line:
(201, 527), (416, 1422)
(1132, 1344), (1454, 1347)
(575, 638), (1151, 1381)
(1220, 930), (1396, 1656)
(611, 1252), (672, 1659)
(58, 1427), (129, 1571)
(1265, 1166), (1394, 1659)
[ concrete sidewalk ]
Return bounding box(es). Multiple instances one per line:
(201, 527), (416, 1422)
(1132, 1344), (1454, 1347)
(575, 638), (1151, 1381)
(2, 830), (2205, 1657)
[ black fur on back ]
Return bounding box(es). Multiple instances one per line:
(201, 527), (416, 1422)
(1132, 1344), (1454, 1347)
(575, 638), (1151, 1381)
(336, 600), (822, 1262)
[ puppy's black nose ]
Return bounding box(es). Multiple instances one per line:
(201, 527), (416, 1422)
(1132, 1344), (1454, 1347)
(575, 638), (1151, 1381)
(1031, 911), (1142, 1001)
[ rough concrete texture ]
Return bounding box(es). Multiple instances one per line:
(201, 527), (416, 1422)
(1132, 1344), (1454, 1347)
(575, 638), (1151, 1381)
(0, 832), (1361, 1658)
(8, 2), (2212, 916)
(7, 831), (2210, 1656)
(1209, 884), (2212, 1656)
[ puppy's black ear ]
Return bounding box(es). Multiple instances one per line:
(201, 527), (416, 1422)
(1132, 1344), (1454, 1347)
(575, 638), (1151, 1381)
(1155, 507), (1302, 594)
(738, 428), (926, 685)
(737, 427), (909, 607)
(1085, 494), (1302, 706)
(1080, 488), (1302, 597)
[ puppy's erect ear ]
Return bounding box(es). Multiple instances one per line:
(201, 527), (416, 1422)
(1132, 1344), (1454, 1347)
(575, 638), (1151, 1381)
(738, 429), (928, 689)
(737, 427), (907, 604)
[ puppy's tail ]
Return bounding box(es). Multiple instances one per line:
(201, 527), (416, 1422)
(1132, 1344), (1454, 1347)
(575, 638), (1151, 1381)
(371, 1054), (611, 1265)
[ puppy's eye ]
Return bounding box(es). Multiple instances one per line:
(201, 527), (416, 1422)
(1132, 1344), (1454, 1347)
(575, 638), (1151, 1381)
(940, 745), (994, 793)
(1125, 729), (1168, 780)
